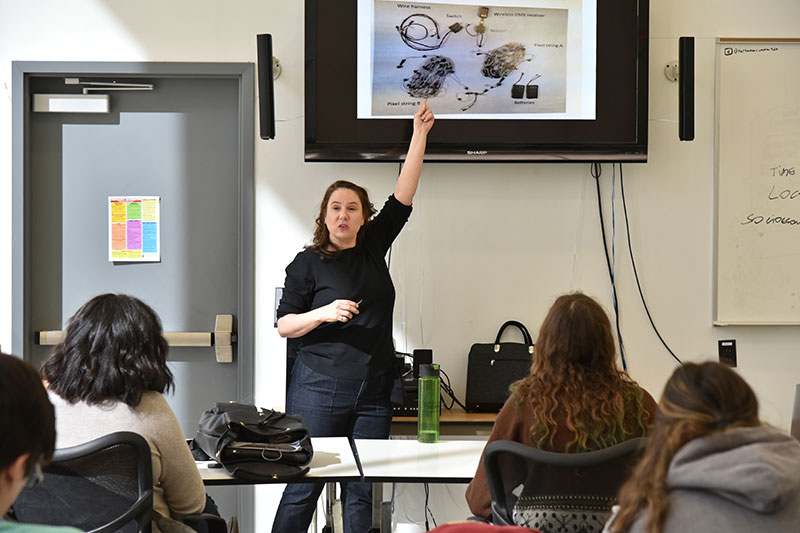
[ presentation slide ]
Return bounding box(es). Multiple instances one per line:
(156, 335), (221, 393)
(357, 0), (596, 119)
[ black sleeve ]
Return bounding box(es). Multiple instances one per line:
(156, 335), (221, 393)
(363, 195), (413, 255)
(276, 251), (314, 319)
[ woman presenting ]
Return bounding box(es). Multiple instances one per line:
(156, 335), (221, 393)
(273, 100), (434, 533)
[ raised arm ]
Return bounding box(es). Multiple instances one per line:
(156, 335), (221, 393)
(394, 99), (435, 206)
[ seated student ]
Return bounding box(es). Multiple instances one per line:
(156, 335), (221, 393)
(0, 352), (80, 533)
(466, 292), (657, 527)
(605, 361), (800, 533)
(40, 294), (212, 527)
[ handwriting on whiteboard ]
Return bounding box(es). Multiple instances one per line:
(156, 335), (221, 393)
(740, 164), (799, 225)
(769, 165), (796, 177)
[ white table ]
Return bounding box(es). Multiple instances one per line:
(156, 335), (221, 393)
(355, 438), (486, 483)
(199, 436), (361, 532)
(198, 436), (487, 532)
(198, 436), (361, 485)
(355, 438), (487, 531)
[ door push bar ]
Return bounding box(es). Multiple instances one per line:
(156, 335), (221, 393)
(35, 314), (236, 364)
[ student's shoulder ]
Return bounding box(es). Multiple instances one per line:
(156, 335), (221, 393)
(492, 395), (530, 430)
(135, 391), (180, 424)
(639, 386), (658, 415)
(134, 392), (186, 444)
(138, 390), (170, 408)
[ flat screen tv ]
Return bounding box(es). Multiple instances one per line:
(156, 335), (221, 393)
(305, 0), (648, 162)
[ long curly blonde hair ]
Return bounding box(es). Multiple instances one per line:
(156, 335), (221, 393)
(511, 293), (650, 452)
(608, 362), (760, 533)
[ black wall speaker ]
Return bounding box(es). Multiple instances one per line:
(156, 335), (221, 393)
(413, 349), (433, 379)
(257, 33), (276, 140)
(679, 36), (695, 141)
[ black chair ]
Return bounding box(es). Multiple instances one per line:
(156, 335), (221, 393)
(13, 431), (227, 533)
(14, 431), (154, 533)
(483, 438), (646, 532)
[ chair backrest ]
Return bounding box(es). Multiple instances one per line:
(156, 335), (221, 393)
(13, 431), (154, 533)
(483, 437), (646, 530)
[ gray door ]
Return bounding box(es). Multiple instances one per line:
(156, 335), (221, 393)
(12, 62), (255, 531)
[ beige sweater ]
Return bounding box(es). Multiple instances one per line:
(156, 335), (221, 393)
(49, 390), (206, 521)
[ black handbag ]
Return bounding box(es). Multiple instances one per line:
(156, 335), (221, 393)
(465, 321), (534, 413)
(194, 402), (313, 481)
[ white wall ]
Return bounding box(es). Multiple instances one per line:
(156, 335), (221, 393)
(3, 0), (800, 530)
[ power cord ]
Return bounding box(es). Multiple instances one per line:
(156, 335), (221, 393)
(610, 164), (628, 368)
(396, 14), (461, 51)
(424, 483), (438, 530)
(396, 351), (413, 377)
(439, 368), (467, 410)
(619, 164), (682, 364)
(591, 162), (628, 370)
(400, 357), (467, 410)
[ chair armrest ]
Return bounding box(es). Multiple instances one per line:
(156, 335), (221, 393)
(93, 490), (154, 533)
(182, 513), (228, 533)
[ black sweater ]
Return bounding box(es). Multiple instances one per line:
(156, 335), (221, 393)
(277, 195), (412, 379)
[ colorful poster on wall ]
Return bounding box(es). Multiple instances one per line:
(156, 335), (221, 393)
(108, 196), (161, 262)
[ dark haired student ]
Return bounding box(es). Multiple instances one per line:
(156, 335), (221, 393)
(273, 100), (434, 533)
(0, 353), (80, 533)
(41, 294), (214, 529)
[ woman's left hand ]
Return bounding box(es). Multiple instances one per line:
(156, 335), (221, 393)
(413, 98), (435, 136)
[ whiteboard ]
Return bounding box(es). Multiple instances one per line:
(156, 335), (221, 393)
(715, 39), (800, 325)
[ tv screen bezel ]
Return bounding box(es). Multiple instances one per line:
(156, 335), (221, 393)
(305, 0), (649, 163)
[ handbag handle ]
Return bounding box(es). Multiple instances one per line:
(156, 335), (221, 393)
(257, 409), (287, 427)
(493, 320), (533, 346)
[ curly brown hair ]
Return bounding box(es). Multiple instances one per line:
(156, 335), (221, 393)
(310, 180), (376, 259)
(511, 292), (650, 452)
(608, 362), (760, 533)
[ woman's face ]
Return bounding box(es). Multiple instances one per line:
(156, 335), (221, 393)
(325, 188), (365, 249)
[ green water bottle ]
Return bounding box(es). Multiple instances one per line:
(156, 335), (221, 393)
(417, 363), (440, 443)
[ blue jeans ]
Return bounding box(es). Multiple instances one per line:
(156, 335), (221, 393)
(272, 357), (393, 533)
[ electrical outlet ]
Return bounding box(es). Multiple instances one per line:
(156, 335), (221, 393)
(718, 339), (737, 367)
